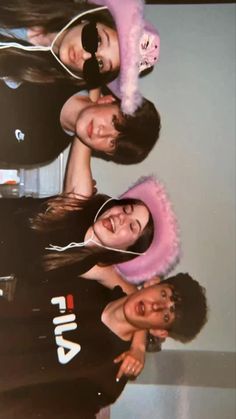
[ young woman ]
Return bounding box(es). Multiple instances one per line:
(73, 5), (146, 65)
(0, 82), (161, 167)
(0, 140), (180, 283)
(0, 0), (160, 113)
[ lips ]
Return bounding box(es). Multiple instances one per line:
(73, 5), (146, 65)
(69, 46), (77, 64)
(102, 217), (114, 232)
(87, 120), (93, 138)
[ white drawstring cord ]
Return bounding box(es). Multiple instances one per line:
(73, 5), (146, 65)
(0, 43), (51, 51)
(0, 5), (108, 80)
(45, 197), (145, 256)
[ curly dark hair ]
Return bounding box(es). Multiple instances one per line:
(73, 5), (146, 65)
(162, 273), (208, 343)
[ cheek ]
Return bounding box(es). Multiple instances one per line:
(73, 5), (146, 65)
(110, 37), (120, 70)
(66, 27), (82, 46)
(111, 48), (120, 71)
(116, 229), (135, 248)
(75, 116), (87, 139)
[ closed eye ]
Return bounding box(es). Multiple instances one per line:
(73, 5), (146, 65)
(123, 204), (133, 214)
(130, 222), (137, 233)
(130, 220), (141, 235)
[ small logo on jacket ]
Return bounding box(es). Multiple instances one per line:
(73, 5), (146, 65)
(15, 129), (25, 142)
(51, 294), (81, 365)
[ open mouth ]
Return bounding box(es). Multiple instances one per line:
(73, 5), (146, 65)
(102, 217), (114, 232)
(87, 120), (93, 138)
(136, 301), (145, 316)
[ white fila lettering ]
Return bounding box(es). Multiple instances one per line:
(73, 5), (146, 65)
(51, 295), (81, 365)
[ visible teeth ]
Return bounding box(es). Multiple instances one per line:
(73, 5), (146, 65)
(110, 217), (114, 232)
(140, 302), (144, 315)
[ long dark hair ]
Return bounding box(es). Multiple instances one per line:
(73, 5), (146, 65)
(0, 0), (118, 86)
(31, 193), (154, 275)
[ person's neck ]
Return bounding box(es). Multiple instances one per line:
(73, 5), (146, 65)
(60, 94), (91, 132)
(101, 297), (137, 341)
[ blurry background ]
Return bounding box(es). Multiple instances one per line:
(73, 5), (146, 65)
(1, 2), (235, 418)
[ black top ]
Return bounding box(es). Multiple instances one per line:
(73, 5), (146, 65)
(0, 266), (129, 418)
(0, 81), (77, 166)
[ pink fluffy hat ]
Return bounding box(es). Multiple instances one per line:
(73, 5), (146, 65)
(115, 176), (181, 284)
(89, 0), (160, 114)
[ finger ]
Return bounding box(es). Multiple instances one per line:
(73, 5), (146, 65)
(116, 364), (127, 381)
(116, 360), (135, 381)
(125, 364), (133, 373)
(114, 352), (126, 364)
(127, 362), (142, 377)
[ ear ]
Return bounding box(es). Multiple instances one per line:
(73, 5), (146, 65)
(97, 95), (116, 105)
(143, 276), (161, 289)
(149, 328), (169, 339)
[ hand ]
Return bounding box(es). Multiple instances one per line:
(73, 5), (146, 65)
(92, 179), (97, 195)
(114, 347), (145, 381)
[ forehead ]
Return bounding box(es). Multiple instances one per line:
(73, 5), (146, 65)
(143, 283), (173, 296)
(92, 102), (120, 114)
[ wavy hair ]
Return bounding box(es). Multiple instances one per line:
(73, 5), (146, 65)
(163, 273), (208, 343)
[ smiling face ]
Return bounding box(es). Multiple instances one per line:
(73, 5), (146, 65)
(123, 283), (176, 333)
(92, 203), (150, 250)
(75, 101), (122, 154)
(57, 21), (120, 76)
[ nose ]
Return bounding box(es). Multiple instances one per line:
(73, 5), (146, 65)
(82, 50), (92, 61)
(115, 212), (126, 226)
(152, 300), (173, 312)
(152, 302), (165, 312)
(97, 123), (112, 138)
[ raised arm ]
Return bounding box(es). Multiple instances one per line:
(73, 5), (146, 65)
(64, 138), (93, 198)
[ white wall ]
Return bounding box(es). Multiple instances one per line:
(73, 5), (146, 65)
(112, 384), (236, 419)
(111, 4), (236, 418)
(93, 3), (236, 353)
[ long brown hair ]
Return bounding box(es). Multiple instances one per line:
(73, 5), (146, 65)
(31, 193), (154, 274)
(0, 1), (118, 86)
